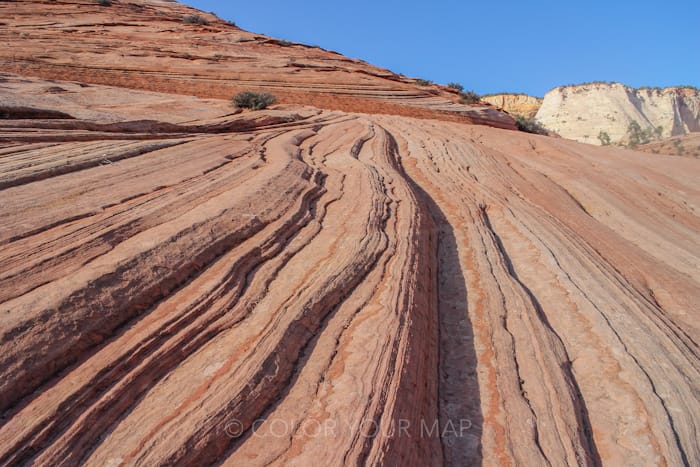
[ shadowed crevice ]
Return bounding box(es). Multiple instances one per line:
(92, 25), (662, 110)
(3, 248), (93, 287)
(399, 171), (483, 466)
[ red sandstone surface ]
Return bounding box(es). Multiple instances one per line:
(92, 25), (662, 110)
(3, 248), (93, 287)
(0, 1), (698, 466)
(0, 0), (514, 129)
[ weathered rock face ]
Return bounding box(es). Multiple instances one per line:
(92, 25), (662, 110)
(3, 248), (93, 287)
(0, 2), (699, 467)
(535, 83), (700, 145)
(481, 93), (543, 119)
(0, 0), (515, 130)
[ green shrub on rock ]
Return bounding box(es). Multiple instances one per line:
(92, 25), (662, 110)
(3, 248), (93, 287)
(233, 91), (277, 110)
(515, 115), (548, 135)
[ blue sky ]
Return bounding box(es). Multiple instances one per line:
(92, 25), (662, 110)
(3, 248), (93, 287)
(183, 0), (699, 97)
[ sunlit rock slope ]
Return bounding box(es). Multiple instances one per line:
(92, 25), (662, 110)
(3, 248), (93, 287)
(0, 2), (698, 466)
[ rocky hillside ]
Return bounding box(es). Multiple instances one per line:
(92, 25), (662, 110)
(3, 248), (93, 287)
(481, 93), (543, 119)
(1, 1), (699, 466)
(0, 0), (514, 129)
(639, 132), (700, 158)
(535, 83), (700, 145)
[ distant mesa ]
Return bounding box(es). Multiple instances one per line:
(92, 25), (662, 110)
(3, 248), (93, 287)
(486, 83), (700, 153)
(536, 82), (700, 147)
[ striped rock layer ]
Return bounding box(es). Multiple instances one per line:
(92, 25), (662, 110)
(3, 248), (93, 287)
(0, 1), (699, 466)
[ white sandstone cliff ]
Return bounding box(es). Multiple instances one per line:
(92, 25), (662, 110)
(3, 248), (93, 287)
(535, 83), (700, 145)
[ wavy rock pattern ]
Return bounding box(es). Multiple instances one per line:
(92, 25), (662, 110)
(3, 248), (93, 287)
(0, 2), (699, 466)
(0, 74), (698, 466)
(0, 0), (514, 130)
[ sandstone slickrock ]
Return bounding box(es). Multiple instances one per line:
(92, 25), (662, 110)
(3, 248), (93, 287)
(1, 2), (699, 467)
(535, 83), (700, 145)
(0, 0), (514, 130)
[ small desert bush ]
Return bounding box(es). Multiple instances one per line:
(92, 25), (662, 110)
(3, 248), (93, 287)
(447, 82), (464, 92)
(233, 91), (277, 110)
(459, 90), (480, 104)
(183, 15), (209, 25)
(515, 115), (549, 135)
(97, 0), (112, 6)
(416, 79), (433, 86)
